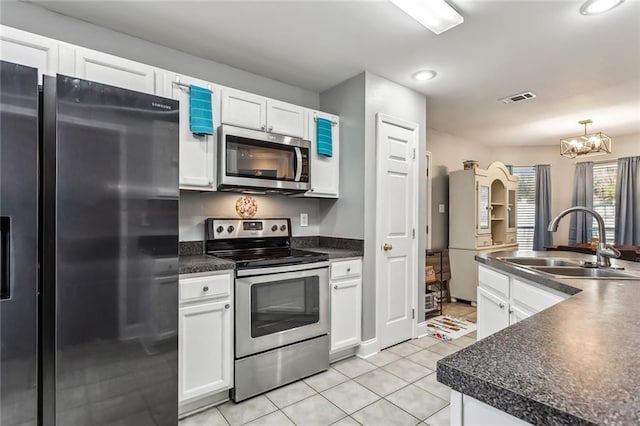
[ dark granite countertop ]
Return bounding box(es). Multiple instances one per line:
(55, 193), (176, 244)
(437, 250), (640, 426)
(179, 255), (235, 275)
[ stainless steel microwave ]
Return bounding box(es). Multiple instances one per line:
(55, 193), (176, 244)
(218, 125), (310, 193)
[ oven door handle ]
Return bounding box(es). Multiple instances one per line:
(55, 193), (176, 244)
(236, 261), (330, 278)
(294, 147), (302, 182)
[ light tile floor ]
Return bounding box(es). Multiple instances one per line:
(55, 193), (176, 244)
(180, 302), (476, 426)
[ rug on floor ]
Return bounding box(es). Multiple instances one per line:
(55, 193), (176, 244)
(425, 315), (476, 341)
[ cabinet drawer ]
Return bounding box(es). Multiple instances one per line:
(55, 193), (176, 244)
(331, 259), (362, 280)
(180, 273), (231, 302)
(476, 235), (493, 247)
(478, 265), (509, 300)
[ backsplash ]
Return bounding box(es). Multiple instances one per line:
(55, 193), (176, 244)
(180, 191), (321, 241)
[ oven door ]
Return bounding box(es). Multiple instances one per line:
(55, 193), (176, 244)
(235, 265), (329, 358)
(218, 125), (310, 192)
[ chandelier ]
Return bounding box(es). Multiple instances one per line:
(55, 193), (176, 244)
(560, 119), (612, 159)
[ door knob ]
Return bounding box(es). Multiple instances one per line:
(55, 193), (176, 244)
(383, 243), (393, 251)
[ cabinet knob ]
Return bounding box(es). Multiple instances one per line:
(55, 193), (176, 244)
(508, 309), (513, 314)
(261, 125), (266, 131)
(499, 303), (505, 309)
(310, 188), (315, 192)
(203, 286), (209, 292)
(225, 304), (230, 309)
(334, 285), (338, 290)
(346, 268), (351, 272)
(268, 125), (273, 131)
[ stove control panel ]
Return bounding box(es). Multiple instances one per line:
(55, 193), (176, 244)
(206, 218), (290, 239)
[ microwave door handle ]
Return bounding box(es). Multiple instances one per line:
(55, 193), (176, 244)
(294, 147), (302, 182)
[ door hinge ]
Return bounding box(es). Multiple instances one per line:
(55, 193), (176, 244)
(412, 148), (416, 159)
(426, 225), (429, 234)
(412, 308), (415, 319)
(412, 228), (415, 239)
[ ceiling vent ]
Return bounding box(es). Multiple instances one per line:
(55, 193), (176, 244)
(499, 91), (537, 104)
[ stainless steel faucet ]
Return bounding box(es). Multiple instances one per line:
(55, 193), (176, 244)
(548, 206), (620, 267)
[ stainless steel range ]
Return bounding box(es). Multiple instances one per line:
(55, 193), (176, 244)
(205, 218), (330, 402)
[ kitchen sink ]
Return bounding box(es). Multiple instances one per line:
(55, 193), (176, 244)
(499, 257), (580, 267)
(530, 266), (637, 279)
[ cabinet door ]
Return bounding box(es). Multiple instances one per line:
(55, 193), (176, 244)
(509, 304), (531, 325)
(220, 88), (266, 131)
(73, 47), (159, 95)
(179, 299), (233, 402)
(266, 99), (304, 137)
(165, 73), (216, 190)
(477, 287), (509, 339)
(0, 25), (60, 80)
(331, 277), (361, 352)
(511, 278), (564, 314)
(305, 110), (339, 198)
(477, 178), (491, 235)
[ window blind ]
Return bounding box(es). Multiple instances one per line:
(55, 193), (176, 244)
(592, 163), (617, 244)
(512, 167), (537, 250)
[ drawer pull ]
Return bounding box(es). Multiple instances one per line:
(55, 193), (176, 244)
(225, 304), (230, 309)
(203, 286), (209, 292)
(346, 268), (351, 272)
(334, 285), (338, 290)
(499, 303), (505, 309)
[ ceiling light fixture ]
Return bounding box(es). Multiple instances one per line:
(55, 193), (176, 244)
(390, 0), (464, 35)
(413, 70), (437, 81)
(580, 0), (625, 15)
(560, 119), (612, 159)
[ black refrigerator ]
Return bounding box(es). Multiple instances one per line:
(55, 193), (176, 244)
(1, 61), (179, 426)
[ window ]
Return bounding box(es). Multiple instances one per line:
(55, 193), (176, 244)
(512, 166), (536, 250)
(592, 162), (617, 244)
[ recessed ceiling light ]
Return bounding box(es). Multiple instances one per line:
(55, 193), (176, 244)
(390, 0), (464, 35)
(413, 70), (437, 81)
(580, 0), (625, 15)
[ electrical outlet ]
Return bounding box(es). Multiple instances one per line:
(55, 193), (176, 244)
(439, 204), (446, 213)
(300, 213), (308, 227)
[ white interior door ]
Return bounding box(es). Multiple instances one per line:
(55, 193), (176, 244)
(376, 113), (418, 350)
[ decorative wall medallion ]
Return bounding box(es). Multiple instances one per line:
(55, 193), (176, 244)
(235, 196), (258, 218)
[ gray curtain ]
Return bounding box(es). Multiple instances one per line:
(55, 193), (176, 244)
(615, 156), (640, 245)
(569, 161), (593, 244)
(533, 165), (552, 250)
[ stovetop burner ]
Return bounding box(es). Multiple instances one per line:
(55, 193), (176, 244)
(213, 248), (328, 269)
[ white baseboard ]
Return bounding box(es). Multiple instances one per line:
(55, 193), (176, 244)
(415, 321), (429, 339)
(356, 338), (379, 359)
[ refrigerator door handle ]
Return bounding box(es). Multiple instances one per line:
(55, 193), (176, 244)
(1, 216), (11, 300)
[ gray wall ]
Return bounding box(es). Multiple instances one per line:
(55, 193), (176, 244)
(180, 192), (322, 241)
(0, 2), (320, 108)
(318, 73), (366, 239)
(363, 73), (428, 340)
(320, 72), (427, 342)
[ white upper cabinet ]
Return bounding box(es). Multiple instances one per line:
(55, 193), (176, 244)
(164, 73), (217, 190)
(70, 47), (160, 95)
(0, 25), (61, 79)
(220, 87), (267, 131)
(220, 88), (305, 138)
(266, 99), (304, 137)
(305, 110), (340, 198)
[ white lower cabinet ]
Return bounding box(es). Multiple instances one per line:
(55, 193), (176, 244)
(450, 390), (531, 426)
(179, 271), (233, 406)
(330, 258), (362, 352)
(477, 264), (567, 340)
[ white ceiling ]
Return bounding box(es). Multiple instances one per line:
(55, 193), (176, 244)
(30, 0), (640, 146)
